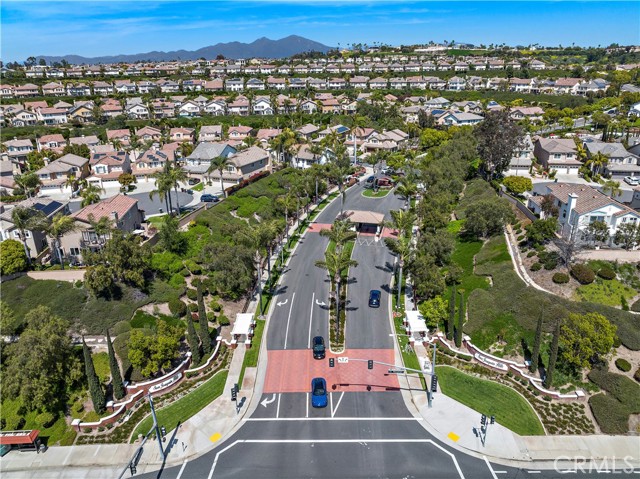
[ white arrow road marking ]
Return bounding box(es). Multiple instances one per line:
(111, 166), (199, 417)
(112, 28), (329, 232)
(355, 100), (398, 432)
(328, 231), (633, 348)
(308, 292), (315, 349)
(276, 298), (288, 307)
(283, 292), (295, 349)
(260, 393), (276, 408)
(315, 299), (326, 306)
(330, 391), (345, 418)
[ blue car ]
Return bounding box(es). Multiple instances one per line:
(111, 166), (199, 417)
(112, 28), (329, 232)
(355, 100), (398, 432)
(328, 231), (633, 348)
(369, 289), (381, 308)
(201, 194), (219, 203)
(311, 377), (328, 408)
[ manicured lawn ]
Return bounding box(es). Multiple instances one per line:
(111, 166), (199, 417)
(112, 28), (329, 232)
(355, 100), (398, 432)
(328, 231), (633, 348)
(192, 182), (204, 192)
(575, 278), (637, 308)
(93, 352), (111, 384)
(147, 215), (167, 227)
(435, 366), (545, 436)
(0, 398), (77, 446)
(362, 188), (391, 198)
(131, 370), (228, 440)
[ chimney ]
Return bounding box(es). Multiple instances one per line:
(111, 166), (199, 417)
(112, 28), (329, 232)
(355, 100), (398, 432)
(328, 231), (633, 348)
(567, 192), (578, 217)
(110, 211), (118, 222)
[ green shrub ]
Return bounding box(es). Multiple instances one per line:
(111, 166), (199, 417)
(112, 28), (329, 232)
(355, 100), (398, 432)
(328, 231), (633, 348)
(571, 264), (595, 284)
(209, 300), (222, 313)
(634, 368), (640, 383)
(111, 320), (131, 336)
(597, 267), (616, 280)
(526, 251), (537, 258)
(169, 273), (186, 288)
(180, 268), (191, 277)
(615, 358), (631, 372)
(530, 262), (542, 272)
(517, 235), (525, 242)
(168, 298), (187, 317)
(621, 295), (629, 311)
(218, 314), (230, 326)
(185, 260), (202, 275)
(206, 312), (216, 322)
(75, 280), (83, 288)
(35, 411), (56, 428)
(552, 273), (570, 284)
(188, 303), (199, 313)
(186, 288), (198, 301)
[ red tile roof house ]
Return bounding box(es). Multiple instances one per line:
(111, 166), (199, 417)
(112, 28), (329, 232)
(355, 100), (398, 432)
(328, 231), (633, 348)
(37, 134), (67, 154)
(170, 127), (196, 144)
(106, 129), (131, 147)
(59, 194), (144, 262)
(136, 126), (163, 144)
(87, 151), (131, 188)
(132, 149), (170, 183)
(228, 125), (253, 140)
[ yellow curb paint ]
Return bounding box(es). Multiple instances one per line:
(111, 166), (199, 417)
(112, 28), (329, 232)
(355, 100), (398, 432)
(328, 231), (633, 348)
(447, 432), (460, 442)
(210, 433), (222, 443)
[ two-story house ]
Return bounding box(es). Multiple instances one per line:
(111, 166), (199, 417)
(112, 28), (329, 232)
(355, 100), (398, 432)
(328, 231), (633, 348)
(59, 194), (144, 262)
(35, 153), (90, 193)
(584, 141), (640, 179)
(528, 183), (640, 248)
(170, 127), (195, 144)
(198, 125), (223, 142)
(87, 151), (131, 188)
(533, 138), (581, 176)
(133, 149), (170, 183)
(37, 134), (67, 154)
(184, 142), (237, 181)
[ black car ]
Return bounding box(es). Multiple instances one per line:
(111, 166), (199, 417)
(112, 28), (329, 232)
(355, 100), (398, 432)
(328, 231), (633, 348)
(201, 194), (219, 203)
(369, 289), (381, 308)
(312, 336), (325, 359)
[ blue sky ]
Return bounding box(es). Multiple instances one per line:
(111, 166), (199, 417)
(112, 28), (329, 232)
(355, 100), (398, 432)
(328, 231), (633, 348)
(1, 1), (638, 61)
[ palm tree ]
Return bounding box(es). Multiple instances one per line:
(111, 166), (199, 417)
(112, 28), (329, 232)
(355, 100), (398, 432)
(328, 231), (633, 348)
(86, 213), (112, 251)
(206, 156), (232, 197)
(585, 152), (609, 176)
(80, 183), (105, 207)
(315, 248), (358, 338)
(10, 206), (48, 265)
(168, 163), (188, 214)
(602, 179), (622, 198)
(319, 219), (356, 252)
(150, 163), (173, 214)
(14, 172), (41, 198)
(386, 209), (417, 238)
(385, 234), (414, 310)
(276, 194), (297, 241)
(63, 173), (79, 194)
(44, 213), (77, 269)
(395, 178), (418, 206)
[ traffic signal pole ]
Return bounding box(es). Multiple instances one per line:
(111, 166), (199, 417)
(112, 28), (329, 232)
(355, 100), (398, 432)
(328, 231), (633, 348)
(148, 393), (165, 460)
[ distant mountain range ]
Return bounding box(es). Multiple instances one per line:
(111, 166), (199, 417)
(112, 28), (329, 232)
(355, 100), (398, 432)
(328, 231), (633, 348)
(36, 35), (333, 65)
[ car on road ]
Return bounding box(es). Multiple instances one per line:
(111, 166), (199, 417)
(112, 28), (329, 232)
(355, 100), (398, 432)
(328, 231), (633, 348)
(624, 176), (639, 186)
(201, 194), (219, 203)
(311, 377), (328, 408)
(312, 336), (325, 359)
(369, 289), (381, 308)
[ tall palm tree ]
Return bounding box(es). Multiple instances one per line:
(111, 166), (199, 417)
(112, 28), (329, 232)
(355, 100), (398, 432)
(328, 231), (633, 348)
(602, 179), (622, 198)
(206, 156), (232, 197)
(14, 172), (41, 198)
(80, 183), (105, 207)
(168, 163), (188, 214)
(276, 194), (297, 241)
(585, 152), (609, 176)
(319, 219), (356, 252)
(10, 206), (48, 265)
(395, 178), (418, 206)
(385, 234), (414, 310)
(386, 208), (417, 238)
(44, 213), (77, 269)
(315, 248), (358, 338)
(150, 163), (173, 214)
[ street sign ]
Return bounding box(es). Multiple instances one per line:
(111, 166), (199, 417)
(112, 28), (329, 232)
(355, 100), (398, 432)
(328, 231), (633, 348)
(337, 357), (349, 363)
(388, 368), (405, 374)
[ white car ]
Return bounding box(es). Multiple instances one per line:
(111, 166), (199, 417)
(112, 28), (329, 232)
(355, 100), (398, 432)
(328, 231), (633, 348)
(623, 176), (639, 186)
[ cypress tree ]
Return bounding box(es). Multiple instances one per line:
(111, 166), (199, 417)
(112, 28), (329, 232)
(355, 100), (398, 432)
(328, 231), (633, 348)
(447, 285), (456, 340)
(455, 292), (464, 348)
(530, 310), (543, 373)
(544, 318), (561, 389)
(83, 338), (105, 414)
(186, 313), (202, 365)
(106, 329), (126, 400)
(197, 283), (211, 355)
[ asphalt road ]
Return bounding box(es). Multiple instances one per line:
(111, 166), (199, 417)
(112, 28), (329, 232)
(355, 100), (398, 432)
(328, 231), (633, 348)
(68, 190), (194, 215)
(136, 180), (621, 479)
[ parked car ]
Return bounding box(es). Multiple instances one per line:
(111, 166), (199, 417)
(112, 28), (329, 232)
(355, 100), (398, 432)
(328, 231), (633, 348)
(369, 290), (381, 308)
(311, 377), (328, 408)
(188, 178), (201, 185)
(624, 176), (639, 186)
(201, 194), (219, 203)
(312, 336), (325, 359)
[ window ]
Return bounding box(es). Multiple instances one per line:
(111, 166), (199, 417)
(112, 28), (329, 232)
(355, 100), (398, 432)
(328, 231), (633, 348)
(554, 154), (561, 159)
(70, 248), (80, 256)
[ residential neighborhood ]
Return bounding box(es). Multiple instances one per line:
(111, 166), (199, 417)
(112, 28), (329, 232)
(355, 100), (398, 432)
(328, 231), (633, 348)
(1, 5), (640, 478)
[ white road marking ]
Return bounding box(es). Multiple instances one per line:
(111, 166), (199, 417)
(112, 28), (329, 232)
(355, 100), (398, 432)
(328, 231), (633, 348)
(307, 292), (315, 349)
(176, 460), (188, 479)
(484, 455), (498, 479)
(245, 417), (424, 421)
(209, 439), (463, 478)
(330, 391), (333, 413)
(330, 391), (345, 418)
(276, 393), (281, 418)
(283, 292), (296, 349)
